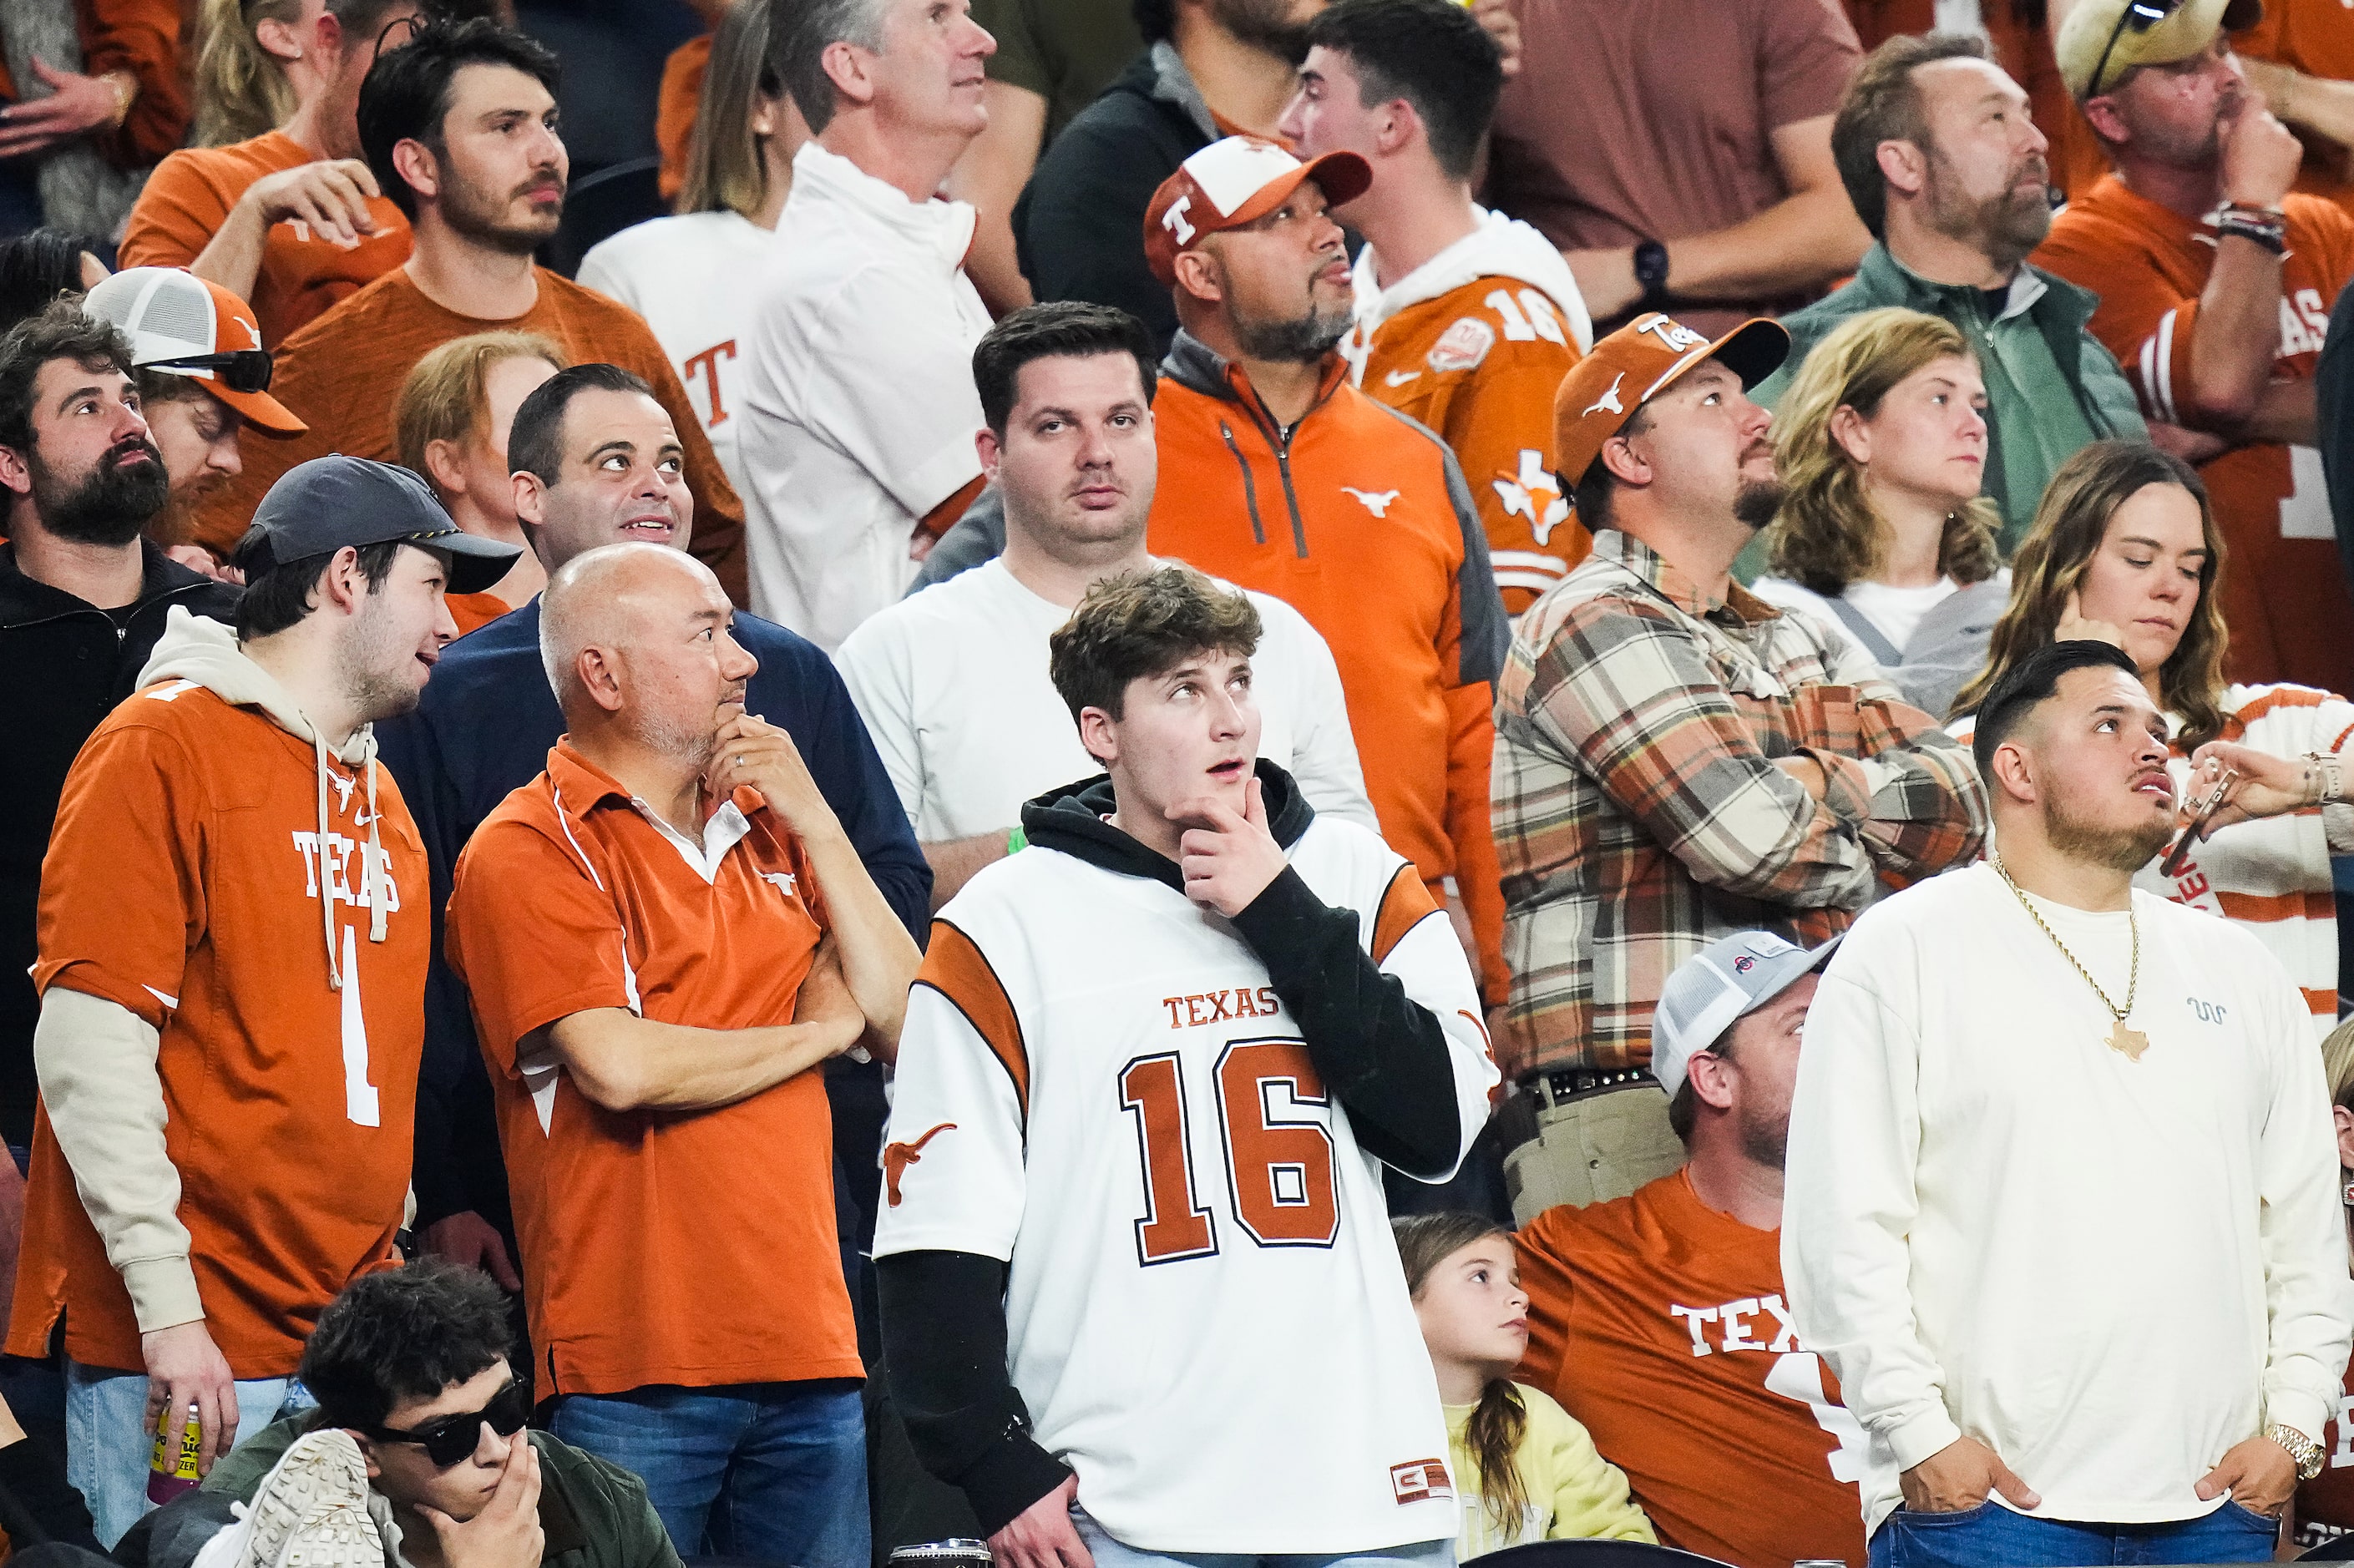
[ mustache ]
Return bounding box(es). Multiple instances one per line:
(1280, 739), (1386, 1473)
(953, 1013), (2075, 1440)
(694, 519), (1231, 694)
(107, 433), (162, 467)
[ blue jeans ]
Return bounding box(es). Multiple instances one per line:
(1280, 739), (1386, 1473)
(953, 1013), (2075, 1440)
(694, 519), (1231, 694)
(1869, 1500), (2281, 1567)
(551, 1380), (867, 1566)
(67, 1361), (314, 1549)
(1073, 1506), (1456, 1568)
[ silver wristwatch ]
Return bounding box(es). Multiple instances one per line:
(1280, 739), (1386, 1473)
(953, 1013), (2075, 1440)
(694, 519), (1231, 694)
(2267, 1421), (2326, 1481)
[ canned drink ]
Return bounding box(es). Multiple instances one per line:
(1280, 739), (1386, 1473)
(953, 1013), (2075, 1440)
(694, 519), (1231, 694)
(887, 1540), (992, 1568)
(147, 1402), (200, 1505)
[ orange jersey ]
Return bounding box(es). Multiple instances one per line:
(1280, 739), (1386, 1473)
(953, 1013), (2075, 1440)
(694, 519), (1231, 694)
(2298, 1360), (2354, 1551)
(1516, 1171), (1881, 1568)
(2240, 0), (2354, 209)
(655, 33), (712, 205)
(2035, 177), (2354, 697)
(445, 741), (862, 1397)
(1348, 267), (1589, 615)
(120, 131), (413, 348)
(445, 591), (511, 637)
(10, 681), (423, 1377)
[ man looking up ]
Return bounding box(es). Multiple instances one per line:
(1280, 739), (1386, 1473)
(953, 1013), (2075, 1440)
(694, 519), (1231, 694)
(190, 18), (747, 604)
(740, 0), (997, 651)
(374, 365), (923, 1343)
(876, 564), (1496, 1564)
(1786, 640), (2351, 1564)
(1492, 313), (1986, 1220)
(836, 299), (1374, 908)
(1278, 0), (1594, 613)
(448, 543), (919, 1565)
(11, 455), (518, 1546)
(1142, 135), (1514, 1006)
(1516, 931), (1890, 1568)
(1761, 33), (2148, 553)
(2037, 0), (2354, 697)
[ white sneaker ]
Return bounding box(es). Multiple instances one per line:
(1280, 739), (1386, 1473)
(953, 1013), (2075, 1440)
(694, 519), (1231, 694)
(229, 1429), (385, 1568)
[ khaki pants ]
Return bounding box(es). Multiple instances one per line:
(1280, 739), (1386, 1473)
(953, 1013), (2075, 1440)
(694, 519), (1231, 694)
(1501, 1080), (1685, 1225)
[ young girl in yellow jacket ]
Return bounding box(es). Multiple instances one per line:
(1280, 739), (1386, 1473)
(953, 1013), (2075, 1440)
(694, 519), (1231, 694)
(1395, 1213), (1656, 1560)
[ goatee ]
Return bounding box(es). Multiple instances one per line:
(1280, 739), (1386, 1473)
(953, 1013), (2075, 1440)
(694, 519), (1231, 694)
(1734, 476), (1786, 531)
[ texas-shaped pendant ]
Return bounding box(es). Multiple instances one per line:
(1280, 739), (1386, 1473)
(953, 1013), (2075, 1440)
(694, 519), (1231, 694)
(2108, 1018), (2149, 1062)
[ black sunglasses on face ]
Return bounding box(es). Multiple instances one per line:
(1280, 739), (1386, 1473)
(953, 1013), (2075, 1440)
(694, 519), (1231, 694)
(144, 348), (274, 395)
(2088, 0), (2183, 99)
(362, 1378), (529, 1468)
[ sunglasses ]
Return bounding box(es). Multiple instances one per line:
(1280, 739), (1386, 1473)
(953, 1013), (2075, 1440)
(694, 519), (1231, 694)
(145, 348), (274, 395)
(2087, 0), (2182, 99)
(361, 1378), (530, 1468)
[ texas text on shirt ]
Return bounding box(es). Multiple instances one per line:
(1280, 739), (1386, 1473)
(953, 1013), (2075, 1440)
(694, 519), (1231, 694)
(1345, 208), (1595, 614)
(873, 763), (1497, 1553)
(9, 612), (424, 1376)
(1780, 864), (2352, 1535)
(443, 740), (862, 1396)
(2034, 178), (2354, 697)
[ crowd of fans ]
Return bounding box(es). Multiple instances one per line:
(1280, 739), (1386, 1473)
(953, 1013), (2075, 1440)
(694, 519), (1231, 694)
(1, 1), (2352, 1567)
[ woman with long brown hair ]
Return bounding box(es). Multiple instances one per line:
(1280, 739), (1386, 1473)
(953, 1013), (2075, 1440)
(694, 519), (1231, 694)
(575, 0), (803, 498)
(1752, 307), (2006, 718)
(1391, 1213), (1653, 1559)
(1953, 439), (2354, 1034)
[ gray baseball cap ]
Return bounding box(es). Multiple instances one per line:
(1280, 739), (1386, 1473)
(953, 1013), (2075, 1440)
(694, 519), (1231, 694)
(1649, 930), (1840, 1098)
(232, 454), (521, 594)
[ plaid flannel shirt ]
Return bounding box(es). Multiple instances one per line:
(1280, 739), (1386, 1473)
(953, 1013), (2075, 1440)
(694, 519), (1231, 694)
(1492, 530), (1987, 1080)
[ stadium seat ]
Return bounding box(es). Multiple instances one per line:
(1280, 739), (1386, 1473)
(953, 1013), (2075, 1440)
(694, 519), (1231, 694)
(1471, 1540), (1736, 1568)
(544, 155), (665, 280)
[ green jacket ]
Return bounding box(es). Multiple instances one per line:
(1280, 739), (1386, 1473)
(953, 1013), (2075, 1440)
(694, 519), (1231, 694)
(1755, 242), (2148, 551)
(175, 1413), (681, 1568)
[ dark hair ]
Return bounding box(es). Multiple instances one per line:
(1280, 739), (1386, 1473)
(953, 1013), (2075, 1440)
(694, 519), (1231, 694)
(1832, 32), (1992, 240)
(1304, 0), (1501, 182)
(135, 367), (219, 411)
(0, 230), (102, 331)
(1569, 402), (1651, 532)
(973, 302), (1158, 433)
(772, 0), (884, 135)
(359, 17), (562, 218)
(1392, 1214), (1529, 1537)
(507, 362), (653, 484)
(0, 301), (134, 459)
(1049, 565), (1263, 731)
(1952, 440), (2230, 749)
(1134, 0), (1175, 43)
(1967, 638), (2144, 782)
(234, 539), (405, 640)
(299, 1259), (514, 1432)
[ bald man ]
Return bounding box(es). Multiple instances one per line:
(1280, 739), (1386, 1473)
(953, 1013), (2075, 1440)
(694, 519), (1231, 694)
(443, 543), (919, 1564)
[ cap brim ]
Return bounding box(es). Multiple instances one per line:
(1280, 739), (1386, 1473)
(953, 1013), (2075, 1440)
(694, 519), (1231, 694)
(210, 382), (307, 437)
(1734, 934), (1843, 1021)
(414, 529), (524, 594)
(1224, 150), (1374, 229)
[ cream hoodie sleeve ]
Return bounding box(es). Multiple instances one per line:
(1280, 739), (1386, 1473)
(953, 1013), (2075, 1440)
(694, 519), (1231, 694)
(34, 986), (202, 1333)
(1780, 950), (1965, 1472)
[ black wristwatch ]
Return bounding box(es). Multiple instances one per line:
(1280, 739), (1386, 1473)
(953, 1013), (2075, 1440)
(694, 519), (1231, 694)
(1633, 240), (1671, 311)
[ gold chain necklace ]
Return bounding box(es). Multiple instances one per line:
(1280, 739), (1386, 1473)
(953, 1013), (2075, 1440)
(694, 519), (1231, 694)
(1990, 854), (2149, 1061)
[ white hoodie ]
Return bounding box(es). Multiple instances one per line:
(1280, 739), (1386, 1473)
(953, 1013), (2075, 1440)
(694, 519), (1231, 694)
(1348, 206), (1595, 362)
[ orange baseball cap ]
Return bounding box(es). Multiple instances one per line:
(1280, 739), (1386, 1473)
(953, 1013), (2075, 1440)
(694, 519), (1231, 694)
(1552, 311), (1789, 488)
(81, 267), (307, 436)
(1143, 135), (1372, 287)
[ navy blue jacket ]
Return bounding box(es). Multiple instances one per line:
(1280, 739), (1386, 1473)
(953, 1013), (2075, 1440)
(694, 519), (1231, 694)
(377, 598), (931, 1228)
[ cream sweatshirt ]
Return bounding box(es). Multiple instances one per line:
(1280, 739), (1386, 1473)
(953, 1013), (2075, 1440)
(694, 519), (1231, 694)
(1782, 862), (2353, 1536)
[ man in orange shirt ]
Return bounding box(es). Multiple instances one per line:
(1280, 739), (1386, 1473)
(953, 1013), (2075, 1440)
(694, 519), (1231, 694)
(445, 542), (919, 1565)
(119, 0), (421, 347)
(191, 18), (748, 605)
(2036, 0), (2354, 697)
(2239, 0), (2354, 210)
(1516, 930), (1886, 1568)
(1278, 0), (1592, 615)
(1140, 135), (1512, 1006)
(11, 454), (518, 1547)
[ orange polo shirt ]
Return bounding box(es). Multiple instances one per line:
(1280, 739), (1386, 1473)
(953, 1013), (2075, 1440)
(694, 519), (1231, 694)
(444, 741), (862, 1398)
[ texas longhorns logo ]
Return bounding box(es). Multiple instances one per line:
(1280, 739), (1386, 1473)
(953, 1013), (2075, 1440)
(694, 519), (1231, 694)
(1162, 195), (1197, 246)
(1342, 487), (1401, 518)
(1582, 372), (1627, 419)
(883, 1122), (958, 1206)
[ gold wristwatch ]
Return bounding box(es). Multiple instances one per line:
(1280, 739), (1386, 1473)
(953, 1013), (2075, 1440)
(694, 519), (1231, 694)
(2267, 1422), (2325, 1481)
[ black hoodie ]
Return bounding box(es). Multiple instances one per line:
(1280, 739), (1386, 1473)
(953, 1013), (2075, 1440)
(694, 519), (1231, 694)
(878, 759), (1470, 1535)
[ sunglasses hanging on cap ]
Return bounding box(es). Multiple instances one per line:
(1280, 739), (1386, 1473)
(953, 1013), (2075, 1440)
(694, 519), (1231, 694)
(2088, 0), (2182, 97)
(145, 348), (274, 396)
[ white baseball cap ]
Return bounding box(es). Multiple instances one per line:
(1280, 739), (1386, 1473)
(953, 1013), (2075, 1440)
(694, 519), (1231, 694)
(81, 266), (306, 435)
(1649, 930), (1840, 1098)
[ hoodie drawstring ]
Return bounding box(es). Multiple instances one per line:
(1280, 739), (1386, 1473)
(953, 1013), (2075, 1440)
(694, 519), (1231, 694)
(315, 731), (341, 992)
(363, 746), (386, 945)
(315, 727), (389, 993)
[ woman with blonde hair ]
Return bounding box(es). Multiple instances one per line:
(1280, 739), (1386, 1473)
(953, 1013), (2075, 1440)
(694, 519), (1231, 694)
(1952, 439), (2354, 1036)
(1753, 306), (2007, 717)
(575, 0), (802, 498)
